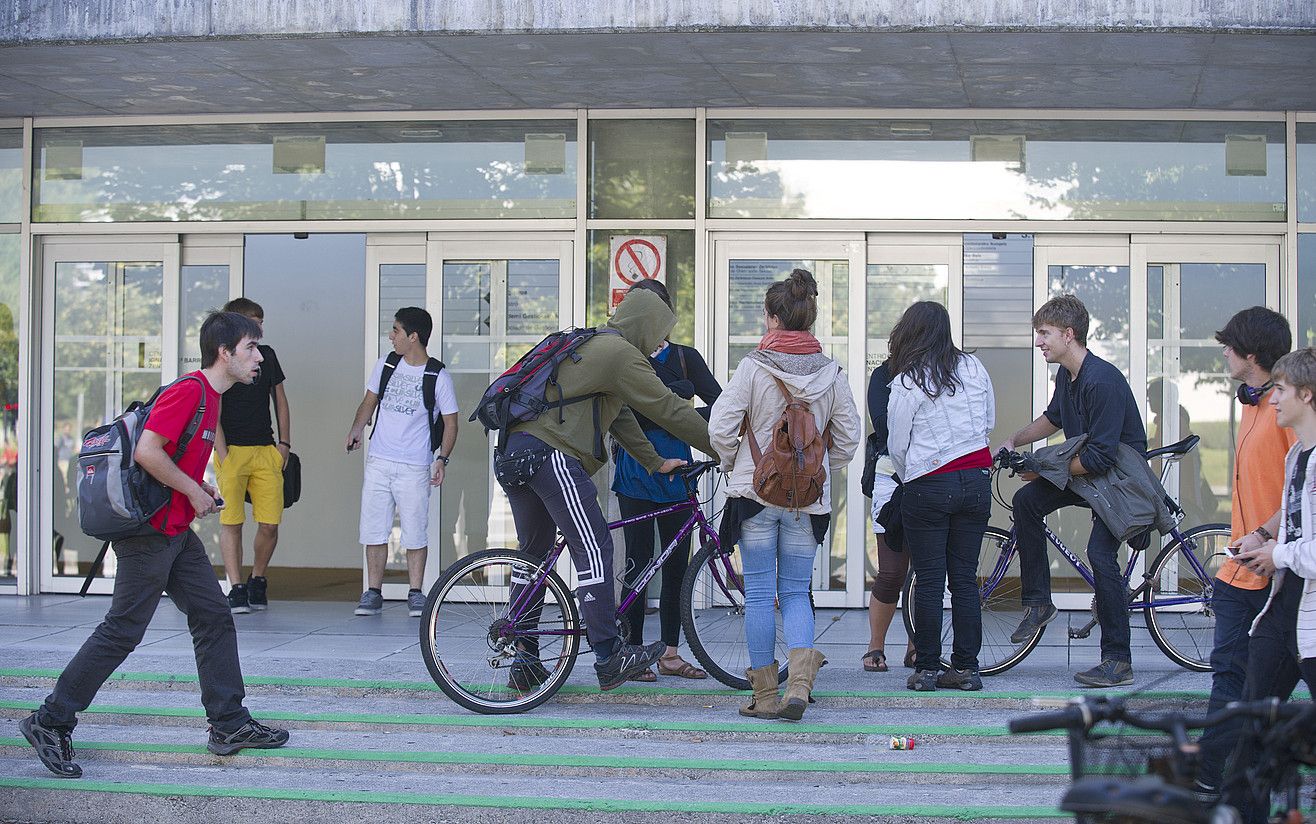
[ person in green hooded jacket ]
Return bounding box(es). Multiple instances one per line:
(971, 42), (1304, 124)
(497, 288), (713, 692)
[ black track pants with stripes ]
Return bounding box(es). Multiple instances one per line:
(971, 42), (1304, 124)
(504, 439), (618, 653)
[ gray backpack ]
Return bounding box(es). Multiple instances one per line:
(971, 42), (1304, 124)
(75, 375), (206, 593)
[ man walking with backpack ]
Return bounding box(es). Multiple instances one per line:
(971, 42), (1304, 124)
(21, 311), (289, 778)
(345, 307), (458, 618)
(488, 288), (714, 691)
(214, 297), (293, 614)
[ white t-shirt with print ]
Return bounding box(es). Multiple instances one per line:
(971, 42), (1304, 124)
(367, 355), (459, 466)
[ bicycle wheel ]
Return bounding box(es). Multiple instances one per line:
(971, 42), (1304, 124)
(419, 548), (581, 714)
(681, 540), (789, 691)
(902, 526), (1043, 676)
(1144, 522), (1230, 672)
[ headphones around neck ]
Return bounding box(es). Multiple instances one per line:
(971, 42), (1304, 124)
(1237, 380), (1274, 406)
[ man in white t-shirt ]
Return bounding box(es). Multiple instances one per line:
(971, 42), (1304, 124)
(345, 307), (459, 617)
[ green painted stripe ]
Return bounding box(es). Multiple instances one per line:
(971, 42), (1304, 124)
(5, 666), (1283, 701)
(0, 698), (1034, 736)
(0, 736), (1069, 775)
(0, 776), (1065, 818)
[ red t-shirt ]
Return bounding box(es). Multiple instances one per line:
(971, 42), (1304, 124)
(144, 372), (220, 536)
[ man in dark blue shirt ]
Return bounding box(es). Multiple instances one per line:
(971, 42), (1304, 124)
(998, 295), (1148, 687)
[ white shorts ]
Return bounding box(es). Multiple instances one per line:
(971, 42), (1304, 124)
(870, 473), (898, 535)
(359, 456), (433, 549)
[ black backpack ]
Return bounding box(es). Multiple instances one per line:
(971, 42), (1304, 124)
(76, 375), (207, 594)
(372, 352), (447, 453)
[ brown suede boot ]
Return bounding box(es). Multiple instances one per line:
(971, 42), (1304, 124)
(778, 647), (826, 721)
(739, 662), (780, 719)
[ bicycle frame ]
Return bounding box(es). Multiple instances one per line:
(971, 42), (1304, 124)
(502, 481), (727, 640)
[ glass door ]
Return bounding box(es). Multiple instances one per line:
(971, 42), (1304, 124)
(712, 234), (866, 607)
(864, 236), (958, 602)
(1033, 238), (1136, 609)
(425, 235), (573, 600)
(1136, 236), (1280, 533)
(40, 237), (178, 594)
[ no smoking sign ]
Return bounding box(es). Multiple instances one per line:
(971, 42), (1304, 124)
(609, 235), (666, 312)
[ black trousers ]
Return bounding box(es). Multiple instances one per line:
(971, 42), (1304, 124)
(617, 493), (691, 648)
(38, 529), (251, 734)
(505, 445), (619, 655)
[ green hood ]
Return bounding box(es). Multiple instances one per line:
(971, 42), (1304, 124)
(606, 288), (675, 356)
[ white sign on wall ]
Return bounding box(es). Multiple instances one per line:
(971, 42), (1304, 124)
(609, 235), (666, 312)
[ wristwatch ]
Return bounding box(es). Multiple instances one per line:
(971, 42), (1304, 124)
(435, 455), (450, 465)
(1253, 525), (1273, 541)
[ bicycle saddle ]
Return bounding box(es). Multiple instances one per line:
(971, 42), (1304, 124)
(1145, 434), (1200, 461)
(1061, 775), (1213, 824)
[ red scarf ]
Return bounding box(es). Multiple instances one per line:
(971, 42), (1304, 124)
(757, 330), (822, 354)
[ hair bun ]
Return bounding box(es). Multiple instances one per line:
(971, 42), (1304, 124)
(788, 268), (818, 299)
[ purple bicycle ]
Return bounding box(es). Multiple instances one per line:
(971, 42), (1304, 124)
(419, 460), (787, 714)
(900, 434), (1231, 676)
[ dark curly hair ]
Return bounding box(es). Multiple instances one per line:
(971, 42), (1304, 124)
(888, 301), (966, 399)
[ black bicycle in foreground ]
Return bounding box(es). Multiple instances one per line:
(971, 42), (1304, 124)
(1009, 694), (1316, 823)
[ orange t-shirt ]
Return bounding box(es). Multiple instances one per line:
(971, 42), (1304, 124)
(1217, 390), (1296, 590)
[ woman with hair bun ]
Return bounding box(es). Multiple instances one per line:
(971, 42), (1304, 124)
(708, 268), (861, 720)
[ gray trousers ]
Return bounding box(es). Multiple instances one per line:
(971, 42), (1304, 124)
(504, 442), (619, 653)
(38, 529), (252, 734)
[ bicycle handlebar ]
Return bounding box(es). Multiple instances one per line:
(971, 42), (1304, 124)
(672, 459), (721, 485)
(1008, 695), (1310, 736)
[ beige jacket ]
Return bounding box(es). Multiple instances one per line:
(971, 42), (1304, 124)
(707, 349), (862, 514)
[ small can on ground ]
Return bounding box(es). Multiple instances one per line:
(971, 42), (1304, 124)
(889, 736), (915, 750)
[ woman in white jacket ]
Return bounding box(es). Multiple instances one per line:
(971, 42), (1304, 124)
(708, 269), (861, 721)
(885, 301), (995, 692)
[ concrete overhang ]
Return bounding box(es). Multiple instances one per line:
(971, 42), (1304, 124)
(1, 1), (1314, 117)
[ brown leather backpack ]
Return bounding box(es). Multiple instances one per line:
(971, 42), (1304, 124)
(742, 377), (833, 509)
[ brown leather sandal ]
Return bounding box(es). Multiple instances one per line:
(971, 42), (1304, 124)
(862, 649), (888, 672)
(629, 668), (657, 682)
(658, 654), (707, 679)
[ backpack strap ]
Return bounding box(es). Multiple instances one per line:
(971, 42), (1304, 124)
(422, 357), (446, 454)
(369, 352), (403, 438)
(80, 541), (111, 597)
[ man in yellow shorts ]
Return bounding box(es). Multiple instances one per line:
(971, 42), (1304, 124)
(215, 298), (292, 613)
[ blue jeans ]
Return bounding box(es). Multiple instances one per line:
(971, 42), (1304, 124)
(740, 505), (819, 669)
(1196, 577), (1271, 788)
(902, 468), (992, 672)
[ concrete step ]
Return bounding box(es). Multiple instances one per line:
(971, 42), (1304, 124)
(0, 676), (1081, 822)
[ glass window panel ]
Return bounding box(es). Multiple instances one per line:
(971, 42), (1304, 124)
(589, 120), (696, 220)
(439, 258), (561, 572)
(1300, 235), (1316, 350)
(0, 131), (20, 223)
(179, 265), (229, 372)
(34, 122), (577, 222)
(1148, 262), (1266, 530)
(0, 235), (18, 583)
(52, 260), (164, 580)
(1298, 125), (1316, 223)
(862, 262), (950, 581)
(709, 120), (1287, 221)
(379, 263), (427, 350)
(586, 230), (695, 344)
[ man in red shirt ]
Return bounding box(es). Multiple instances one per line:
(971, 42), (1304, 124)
(21, 311), (289, 779)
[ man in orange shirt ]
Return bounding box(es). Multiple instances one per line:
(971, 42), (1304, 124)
(1196, 306), (1293, 794)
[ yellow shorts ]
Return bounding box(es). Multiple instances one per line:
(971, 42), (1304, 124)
(216, 444), (284, 526)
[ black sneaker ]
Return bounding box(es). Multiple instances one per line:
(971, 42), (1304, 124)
(508, 659), (552, 691)
(1074, 659), (1134, 688)
(935, 666), (983, 691)
(247, 576), (268, 610)
(906, 669), (939, 692)
(1009, 604), (1057, 644)
(594, 640), (665, 691)
(20, 712), (81, 778)
(227, 583), (250, 615)
(207, 719), (290, 755)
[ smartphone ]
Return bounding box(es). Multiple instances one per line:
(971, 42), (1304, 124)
(213, 496), (225, 510)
